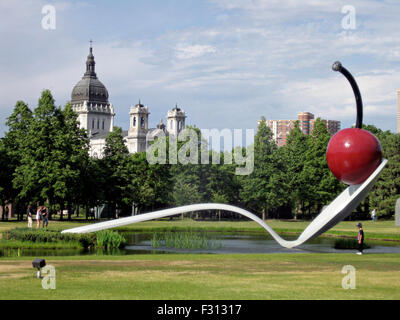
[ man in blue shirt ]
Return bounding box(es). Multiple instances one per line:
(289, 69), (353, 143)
(356, 223), (364, 255)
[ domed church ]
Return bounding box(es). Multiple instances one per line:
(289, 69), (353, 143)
(71, 44), (187, 158)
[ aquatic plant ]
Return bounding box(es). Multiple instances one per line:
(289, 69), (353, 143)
(151, 232), (222, 250)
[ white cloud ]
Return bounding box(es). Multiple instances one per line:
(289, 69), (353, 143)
(1, 0), (400, 134)
(175, 44), (217, 60)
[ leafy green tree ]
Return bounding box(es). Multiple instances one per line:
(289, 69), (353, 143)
(283, 121), (311, 218)
(13, 91), (62, 211)
(304, 118), (343, 216)
(100, 127), (130, 218)
(206, 151), (241, 206)
(0, 139), (11, 215)
(3, 101), (33, 219)
(56, 103), (90, 219)
(240, 117), (278, 220)
(13, 90), (90, 219)
(369, 132), (400, 218)
(126, 151), (172, 213)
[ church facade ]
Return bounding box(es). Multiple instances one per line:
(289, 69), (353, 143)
(71, 45), (187, 158)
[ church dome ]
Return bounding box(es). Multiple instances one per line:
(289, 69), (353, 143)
(71, 45), (109, 105)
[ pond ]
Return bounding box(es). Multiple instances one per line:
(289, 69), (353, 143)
(1, 231), (400, 257)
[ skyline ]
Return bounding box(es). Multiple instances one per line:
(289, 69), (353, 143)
(1, 0), (400, 137)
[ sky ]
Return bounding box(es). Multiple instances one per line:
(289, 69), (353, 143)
(1, 0), (400, 138)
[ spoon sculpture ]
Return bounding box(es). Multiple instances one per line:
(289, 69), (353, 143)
(62, 62), (387, 249)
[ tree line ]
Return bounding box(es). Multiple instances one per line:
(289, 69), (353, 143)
(0, 90), (399, 221)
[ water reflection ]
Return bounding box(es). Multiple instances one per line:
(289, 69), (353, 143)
(1, 232), (400, 257)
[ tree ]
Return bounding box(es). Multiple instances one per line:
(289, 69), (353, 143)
(126, 151), (172, 213)
(304, 118), (343, 216)
(240, 117), (278, 220)
(13, 91), (62, 210)
(100, 127), (130, 218)
(56, 103), (90, 220)
(283, 121), (312, 218)
(13, 90), (90, 219)
(0, 139), (12, 216)
(3, 101), (33, 219)
(369, 132), (400, 218)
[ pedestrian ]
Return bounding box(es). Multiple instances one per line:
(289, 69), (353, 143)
(356, 223), (364, 255)
(41, 206), (48, 228)
(36, 206), (42, 229)
(4, 206), (9, 220)
(1, 206), (6, 221)
(371, 208), (376, 223)
(27, 205), (34, 228)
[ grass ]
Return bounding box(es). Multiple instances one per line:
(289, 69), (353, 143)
(0, 228), (126, 250)
(151, 232), (222, 249)
(96, 230), (126, 249)
(0, 253), (400, 299)
(0, 239), (83, 249)
(1, 219), (399, 244)
(1, 228), (96, 249)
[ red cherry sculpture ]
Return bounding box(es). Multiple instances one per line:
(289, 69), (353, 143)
(327, 128), (382, 185)
(326, 62), (382, 185)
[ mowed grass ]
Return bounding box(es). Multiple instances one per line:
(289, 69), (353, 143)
(0, 253), (399, 300)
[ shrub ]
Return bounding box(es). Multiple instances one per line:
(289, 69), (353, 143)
(3, 228), (96, 249)
(151, 232), (222, 250)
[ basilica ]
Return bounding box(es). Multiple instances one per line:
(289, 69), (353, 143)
(70, 45), (187, 158)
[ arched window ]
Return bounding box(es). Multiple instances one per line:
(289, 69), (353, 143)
(92, 119), (95, 129)
(170, 120), (173, 129)
(141, 117), (145, 128)
(133, 117), (137, 127)
(97, 119), (99, 129)
(102, 121), (105, 130)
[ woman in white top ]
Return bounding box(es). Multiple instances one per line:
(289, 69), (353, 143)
(27, 205), (33, 228)
(36, 206), (42, 229)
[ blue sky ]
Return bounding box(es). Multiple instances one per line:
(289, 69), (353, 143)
(1, 0), (400, 137)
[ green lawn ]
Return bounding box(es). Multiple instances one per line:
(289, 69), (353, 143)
(1, 253), (399, 300)
(1, 219), (399, 300)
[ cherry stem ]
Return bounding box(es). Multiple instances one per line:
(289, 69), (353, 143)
(332, 61), (363, 129)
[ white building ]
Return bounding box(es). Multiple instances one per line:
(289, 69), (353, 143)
(71, 45), (187, 157)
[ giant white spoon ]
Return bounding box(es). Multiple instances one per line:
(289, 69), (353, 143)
(62, 159), (387, 248)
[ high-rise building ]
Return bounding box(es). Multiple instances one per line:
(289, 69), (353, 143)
(297, 112), (314, 135)
(258, 112), (341, 147)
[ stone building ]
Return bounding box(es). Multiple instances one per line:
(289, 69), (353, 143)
(71, 45), (187, 157)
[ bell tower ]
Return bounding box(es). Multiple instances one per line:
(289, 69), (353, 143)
(167, 104), (186, 137)
(127, 101), (150, 153)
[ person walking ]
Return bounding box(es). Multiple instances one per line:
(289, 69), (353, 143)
(41, 206), (48, 228)
(1, 206), (6, 221)
(3, 206), (9, 221)
(356, 223), (364, 255)
(27, 205), (34, 228)
(371, 208), (376, 223)
(36, 206), (42, 229)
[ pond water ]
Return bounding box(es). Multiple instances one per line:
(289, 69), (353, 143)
(1, 232), (400, 257)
